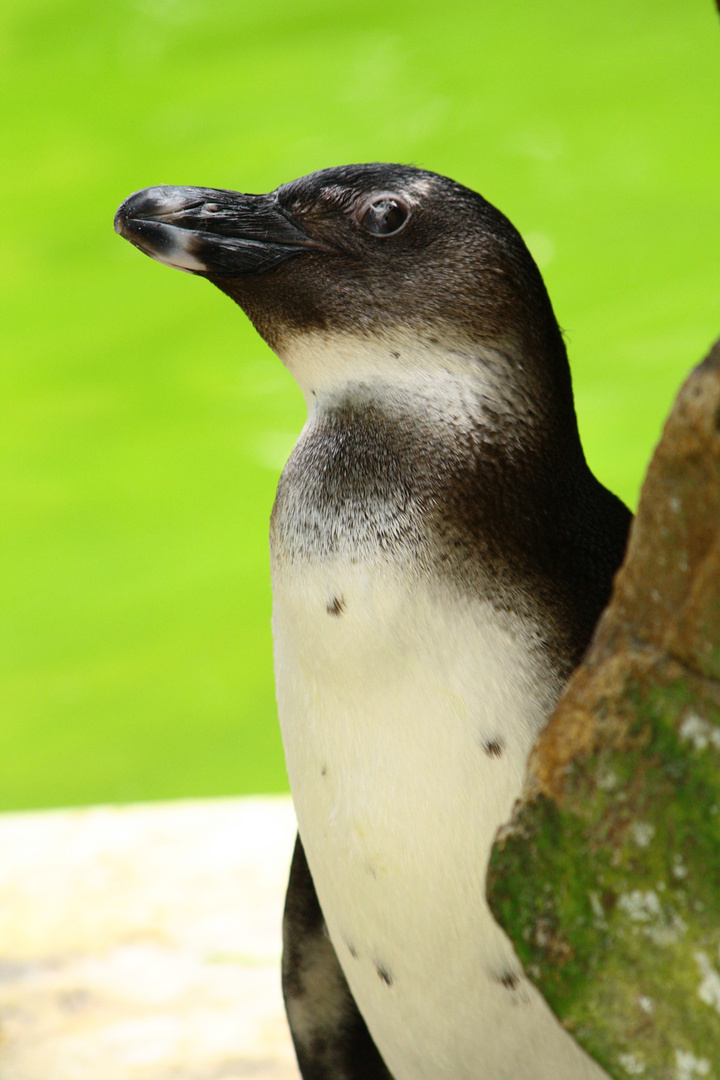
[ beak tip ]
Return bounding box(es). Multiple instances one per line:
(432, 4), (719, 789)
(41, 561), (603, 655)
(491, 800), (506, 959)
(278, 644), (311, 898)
(113, 206), (127, 235)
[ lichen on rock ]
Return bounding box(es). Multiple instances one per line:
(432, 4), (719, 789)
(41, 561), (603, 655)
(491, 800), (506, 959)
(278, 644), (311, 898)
(488, 340), (720, 1079)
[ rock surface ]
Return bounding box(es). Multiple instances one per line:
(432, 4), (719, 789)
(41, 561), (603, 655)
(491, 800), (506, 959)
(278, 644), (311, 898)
(0, 796), (299, 1080)
(488, 340), (720, 1078)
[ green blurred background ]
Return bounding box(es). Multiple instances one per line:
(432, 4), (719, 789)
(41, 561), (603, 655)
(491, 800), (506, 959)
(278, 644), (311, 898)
(2, 0), (718, 811)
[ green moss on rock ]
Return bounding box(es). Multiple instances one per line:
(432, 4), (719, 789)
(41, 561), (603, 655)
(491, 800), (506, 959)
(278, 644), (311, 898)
(489, 671), (720, 1078)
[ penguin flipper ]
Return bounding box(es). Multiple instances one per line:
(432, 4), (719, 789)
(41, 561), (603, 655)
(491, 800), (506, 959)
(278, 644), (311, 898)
(282, 833), (394, 1080)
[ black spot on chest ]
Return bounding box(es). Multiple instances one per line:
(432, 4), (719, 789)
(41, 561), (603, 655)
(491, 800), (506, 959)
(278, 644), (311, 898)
(494, 969), (521, 991)
(375, 962), (393, 986)
(483, 737), (505, 758)
(326, 595), (345, 616)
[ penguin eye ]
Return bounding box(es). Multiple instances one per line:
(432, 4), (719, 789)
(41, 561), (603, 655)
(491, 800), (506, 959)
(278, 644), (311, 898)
(358, 196), (409, 236)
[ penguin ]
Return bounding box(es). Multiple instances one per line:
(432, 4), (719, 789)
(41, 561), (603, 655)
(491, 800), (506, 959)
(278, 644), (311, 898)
(115, 164), (631, 1080)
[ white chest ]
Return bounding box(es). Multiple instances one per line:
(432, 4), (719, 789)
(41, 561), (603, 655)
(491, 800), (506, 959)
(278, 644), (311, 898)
(271, 555), (605, 1080)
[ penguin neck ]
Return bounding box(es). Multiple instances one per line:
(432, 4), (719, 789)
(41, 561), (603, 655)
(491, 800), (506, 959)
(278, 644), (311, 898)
(277, 328), (584, 468)
(270, 327), (591, 646)
(280, 329), (504, 403)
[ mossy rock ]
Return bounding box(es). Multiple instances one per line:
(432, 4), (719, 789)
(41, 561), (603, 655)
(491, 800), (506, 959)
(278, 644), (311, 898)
(488, 341), (720, 1079)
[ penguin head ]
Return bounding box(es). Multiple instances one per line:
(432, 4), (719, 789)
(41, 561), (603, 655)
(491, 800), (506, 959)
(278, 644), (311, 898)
(115, 164), (573, 422)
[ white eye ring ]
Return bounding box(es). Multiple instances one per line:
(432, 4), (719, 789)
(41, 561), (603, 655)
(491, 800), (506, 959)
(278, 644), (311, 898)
(356, 193), (410, 236)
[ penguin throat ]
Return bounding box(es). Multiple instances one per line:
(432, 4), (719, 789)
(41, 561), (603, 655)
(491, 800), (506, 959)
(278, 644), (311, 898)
(276, 330), (523, 423)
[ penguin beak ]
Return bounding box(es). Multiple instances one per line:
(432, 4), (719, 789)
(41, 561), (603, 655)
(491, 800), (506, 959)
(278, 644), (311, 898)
(114, 185), (327, 276)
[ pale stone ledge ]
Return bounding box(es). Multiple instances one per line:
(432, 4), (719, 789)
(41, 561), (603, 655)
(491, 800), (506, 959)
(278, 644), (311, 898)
(0, 796), (300, 1079)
